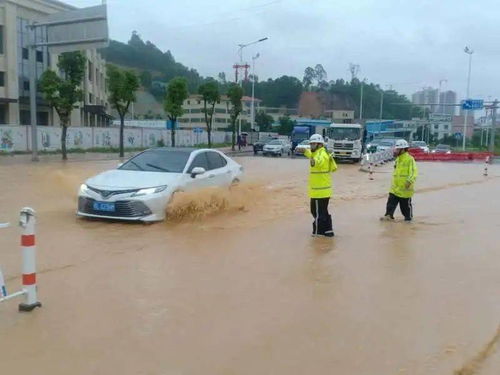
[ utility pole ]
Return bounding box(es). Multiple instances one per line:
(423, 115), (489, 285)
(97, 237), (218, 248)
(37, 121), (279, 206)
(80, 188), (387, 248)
(489, 99), (497, 153)
(28, 23), (39, 161)
(359, 80), (364, 120)
(379, 91), (383, 120)
(463, 46), (474, 150)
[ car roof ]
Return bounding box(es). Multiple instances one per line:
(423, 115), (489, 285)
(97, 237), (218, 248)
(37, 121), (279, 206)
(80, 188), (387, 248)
(148, 147), (197, 153)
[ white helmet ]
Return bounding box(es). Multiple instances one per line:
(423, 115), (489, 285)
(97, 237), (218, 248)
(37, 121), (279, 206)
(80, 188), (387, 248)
(394, 139), (409, 149)
(309, 134), (325, 144)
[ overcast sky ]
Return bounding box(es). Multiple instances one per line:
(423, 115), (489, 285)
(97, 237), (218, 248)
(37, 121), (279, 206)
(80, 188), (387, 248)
(66, 0), (500, 101)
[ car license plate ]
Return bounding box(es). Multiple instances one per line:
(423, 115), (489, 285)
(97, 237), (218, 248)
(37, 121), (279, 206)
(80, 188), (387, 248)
(93, 201), (115, 212)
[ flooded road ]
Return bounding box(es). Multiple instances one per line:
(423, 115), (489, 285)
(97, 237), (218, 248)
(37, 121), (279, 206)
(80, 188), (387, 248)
(0, 156), (499, 374)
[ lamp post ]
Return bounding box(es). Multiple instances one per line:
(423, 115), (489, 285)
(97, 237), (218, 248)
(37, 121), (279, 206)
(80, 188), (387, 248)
(237, 37), (268, 135)
(463, 46), (474, 150)
(250, 53), (260, 131)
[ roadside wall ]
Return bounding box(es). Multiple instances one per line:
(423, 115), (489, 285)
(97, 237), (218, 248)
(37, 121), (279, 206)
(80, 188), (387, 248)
(0, 126), (233, 152)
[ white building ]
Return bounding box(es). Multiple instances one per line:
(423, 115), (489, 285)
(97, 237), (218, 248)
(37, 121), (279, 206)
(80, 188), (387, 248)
(0, 0), (108, 127)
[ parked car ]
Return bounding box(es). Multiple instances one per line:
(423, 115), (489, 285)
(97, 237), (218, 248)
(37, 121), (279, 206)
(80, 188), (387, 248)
(376, 139), (398, 152)
(294, 139), (310, 155)
(432, 144), (452, 154)
(77, 148), (244, 222)
(263, 139), (291, 157)
(253, 137), (276, 155)
(410, 141), (430, 153)
(365, 139), (382, 153)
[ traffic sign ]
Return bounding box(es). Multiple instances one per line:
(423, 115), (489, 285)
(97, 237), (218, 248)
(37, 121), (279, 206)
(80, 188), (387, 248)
(454, 132), (462, 140)
(462, 99), (484, 110)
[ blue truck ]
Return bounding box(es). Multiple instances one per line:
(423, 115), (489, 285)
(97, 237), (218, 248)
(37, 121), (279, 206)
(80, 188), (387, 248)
(291, 119), (331, 152)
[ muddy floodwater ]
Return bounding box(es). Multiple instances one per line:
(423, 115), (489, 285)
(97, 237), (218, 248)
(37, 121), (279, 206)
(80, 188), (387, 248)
(0, 155), (499, 375)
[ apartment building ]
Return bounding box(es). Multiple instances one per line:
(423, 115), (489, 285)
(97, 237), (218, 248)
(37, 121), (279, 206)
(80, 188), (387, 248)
(178, 95), (259, 130)
(0, 0), (108, 126)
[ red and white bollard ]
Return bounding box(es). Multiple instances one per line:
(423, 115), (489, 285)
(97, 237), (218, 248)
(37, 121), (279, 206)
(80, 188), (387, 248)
(368, 155), (374, 180)
(18, 207), (41, 312)
(483, 156), (490, 177)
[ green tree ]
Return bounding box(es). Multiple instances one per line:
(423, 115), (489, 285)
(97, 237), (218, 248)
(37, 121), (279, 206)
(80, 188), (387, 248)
(227, 84), (244, 151)
(278, 115), (296, 136)
(255, 111), (274, 132)
(140, 70), (152, 89)
(165, 77), (188, 147)
(198, 81), (220, 148)
(39, 51), (86, 160)
(303, 66), (315, 90)
(107, 64), (140, 157)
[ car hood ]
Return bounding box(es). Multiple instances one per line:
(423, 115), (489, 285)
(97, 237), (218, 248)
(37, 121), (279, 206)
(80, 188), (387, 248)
(86, 169), (182, 189)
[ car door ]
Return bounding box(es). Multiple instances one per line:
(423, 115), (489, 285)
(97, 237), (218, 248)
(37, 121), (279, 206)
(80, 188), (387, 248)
(185, 152), (213, 190)
(206, 151), (232, 186)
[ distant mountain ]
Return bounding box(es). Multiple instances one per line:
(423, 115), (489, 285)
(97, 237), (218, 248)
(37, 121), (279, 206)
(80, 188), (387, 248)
(101, 32), (203, 94)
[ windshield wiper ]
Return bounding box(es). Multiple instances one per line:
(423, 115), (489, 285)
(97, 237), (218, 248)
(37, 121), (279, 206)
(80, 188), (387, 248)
(127, 161), (144, 171)
(146, 163), (171, 172)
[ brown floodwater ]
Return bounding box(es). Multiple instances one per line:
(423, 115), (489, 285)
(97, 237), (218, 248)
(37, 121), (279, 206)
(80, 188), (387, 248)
(0, 155), (499, 375)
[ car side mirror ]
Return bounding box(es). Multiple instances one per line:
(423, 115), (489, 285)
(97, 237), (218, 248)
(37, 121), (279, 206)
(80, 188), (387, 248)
(117, 163), (123, 168)
(191, 167), (206, 178)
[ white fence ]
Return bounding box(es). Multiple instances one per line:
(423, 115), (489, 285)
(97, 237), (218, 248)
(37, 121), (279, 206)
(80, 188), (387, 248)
(360, 149), (394, 171)
(0, 126), (233, 153)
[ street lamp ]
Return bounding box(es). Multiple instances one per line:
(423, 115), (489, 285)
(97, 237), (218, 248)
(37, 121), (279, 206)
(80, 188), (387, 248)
(250, 53), (260, 131)
(238, 37), (268, 65)
(463, 46), (474, 150)
(359, 78), (366, 121)
(236, 37), (268, 135)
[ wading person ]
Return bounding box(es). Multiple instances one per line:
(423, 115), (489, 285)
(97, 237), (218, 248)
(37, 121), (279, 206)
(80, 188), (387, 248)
(303, 134), (337, 237)
(381, 139), (418, 222)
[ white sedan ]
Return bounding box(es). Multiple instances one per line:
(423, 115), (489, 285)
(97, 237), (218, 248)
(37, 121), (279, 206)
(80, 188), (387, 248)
(262, 139), (291, 157)
(77, 148), (243, 222)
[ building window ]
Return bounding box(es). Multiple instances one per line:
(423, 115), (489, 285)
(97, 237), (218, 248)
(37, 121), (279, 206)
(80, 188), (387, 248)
(434, 124), (439, 130)
(88, 61), (93, 81)
(22, 48), (29, 60)
(0, 26), (4, 54)
(23, 80), (30, 91)
(89, 93), (93, 103)
(95, 68), (99, 86)
(444, 125), (449, 130)
(36, 50), (43, 63)
(197, 100), (201, 104)
(187, 100), (191, 105)
(0, 72), (4, 87)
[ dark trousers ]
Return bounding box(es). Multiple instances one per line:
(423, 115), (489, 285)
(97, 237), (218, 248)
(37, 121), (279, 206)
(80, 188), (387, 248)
(385, 193), (413, 221)
(310, 198), (333, 235)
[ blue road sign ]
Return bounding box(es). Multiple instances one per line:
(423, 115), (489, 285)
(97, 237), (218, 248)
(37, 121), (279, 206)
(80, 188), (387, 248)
(454, 132), (462, 140)
(166, 120), (177, 130)
(462, 99), (484, 110)
(193, 127), (203, 134)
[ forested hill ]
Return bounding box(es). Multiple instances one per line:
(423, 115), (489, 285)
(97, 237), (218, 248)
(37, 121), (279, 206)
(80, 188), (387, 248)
(101, 32), (420, 120)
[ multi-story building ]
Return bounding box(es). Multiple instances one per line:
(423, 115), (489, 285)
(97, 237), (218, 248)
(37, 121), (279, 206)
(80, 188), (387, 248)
(0, 0), (108, 126)
(412, 88), (439, 113)
(178, 95), (258, 130)
(438, 90), (457, 116)
(429, 113), (453, 140)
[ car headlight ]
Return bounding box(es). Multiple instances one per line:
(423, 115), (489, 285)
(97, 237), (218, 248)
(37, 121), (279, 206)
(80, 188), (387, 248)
(132, 185), (168, 197)
(79, 184), (90, 195)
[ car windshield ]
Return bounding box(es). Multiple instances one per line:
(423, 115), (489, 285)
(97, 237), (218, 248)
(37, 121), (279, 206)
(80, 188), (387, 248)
(436, 145), (450, 150)
(299, 140), (310, 145)
(119, 149), (191, 173)
(368, 140), (382, 145)
(380, 140), (395, 146)
(329, 127), (361, 141)
(268, 140), (282, 145)
(412, 141), (426, 146)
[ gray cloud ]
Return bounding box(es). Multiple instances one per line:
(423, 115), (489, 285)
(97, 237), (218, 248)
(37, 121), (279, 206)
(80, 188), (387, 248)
(65, 0), (500, 100)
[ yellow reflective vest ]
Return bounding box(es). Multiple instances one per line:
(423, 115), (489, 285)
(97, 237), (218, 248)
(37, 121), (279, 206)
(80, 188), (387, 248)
(390, 151), (418, 198)
(304, 147), (338, 199)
